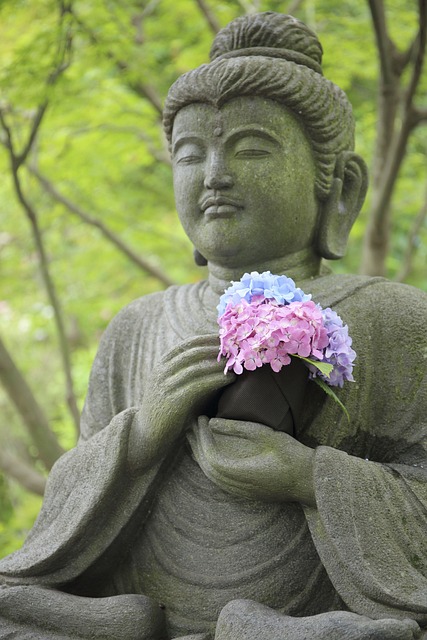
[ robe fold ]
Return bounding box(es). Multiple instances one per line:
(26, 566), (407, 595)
(0, 274), (426, 636)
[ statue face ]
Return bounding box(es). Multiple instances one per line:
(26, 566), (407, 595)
(172, 96), (319, 268)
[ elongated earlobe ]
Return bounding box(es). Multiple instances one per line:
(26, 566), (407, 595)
(317, 152), (368, 260)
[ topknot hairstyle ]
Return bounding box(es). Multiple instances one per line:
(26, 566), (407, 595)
(163, 12), (355, 201)
(210, 12), (323, 73)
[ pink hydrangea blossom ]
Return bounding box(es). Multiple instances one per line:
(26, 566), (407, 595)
(218, 273), (356, 388)
(218, 298), (329, 374)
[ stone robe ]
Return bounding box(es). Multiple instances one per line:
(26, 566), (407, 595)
(0, 274), (426, 638)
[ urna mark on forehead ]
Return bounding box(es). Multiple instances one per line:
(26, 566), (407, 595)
(170, 97), (311, 161)
(181, 105), (225, 139)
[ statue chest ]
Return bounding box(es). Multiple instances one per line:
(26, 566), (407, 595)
(131, 449), (333, 637)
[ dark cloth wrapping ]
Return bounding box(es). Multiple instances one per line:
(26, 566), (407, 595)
(216, 357), (308, 435)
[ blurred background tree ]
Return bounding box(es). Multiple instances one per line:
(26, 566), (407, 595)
(0, 0), (426, 553)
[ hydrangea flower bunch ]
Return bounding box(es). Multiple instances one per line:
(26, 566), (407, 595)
(314, 307), (356, 387)
(217, 271), (356, 389)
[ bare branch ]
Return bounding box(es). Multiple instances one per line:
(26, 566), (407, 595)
(140, 0), (161, 19)
(0, 122), (81, 432)
(114, 125), (171, 164)
(411, 107), (427, 126)
(0, 5), (80, 432)
(1, 6), (72, 170)
(193, 0), (220, 34)
(287, 0), (304, 15)
(0, 335), (65, 469)
(403, 0), (427, 115)
(233, 0), (261, 15)
(395, 186), (427, 283)
(394, 32), (420, 75)
(367, 0), (395, 85)
(124, 73), (163, 118)
(16, 28), (72, 166)
(361, 0), (426, 276)
(130, 1), (162, 45)
(71, 10), (163, 117)
(0, 109), (15, 155)
(0, 449), (46, 496)
(30, 168), (176, 288)
(367, 0), (401, 186)
(0, 103), (49, 171)
(47, 121), (171, 164)
(15, 102), (48, 169)
(369, 0), (427, 227)
(364, 116), (412, 243)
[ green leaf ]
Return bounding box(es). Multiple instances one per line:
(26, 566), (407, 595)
(313, 377), (351, 423)
(294, 355), (334, 378)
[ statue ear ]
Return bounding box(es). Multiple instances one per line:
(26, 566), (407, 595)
(316, 152), (368, 260)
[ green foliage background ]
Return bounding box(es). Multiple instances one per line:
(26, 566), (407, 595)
(0, 0), (426, 552)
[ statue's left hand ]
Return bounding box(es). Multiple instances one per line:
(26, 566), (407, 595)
(187, 416), (316, 507)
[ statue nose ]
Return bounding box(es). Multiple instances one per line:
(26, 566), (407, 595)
(204, 156), (234, 190)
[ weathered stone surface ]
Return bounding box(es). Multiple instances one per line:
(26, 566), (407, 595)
(0, 11), (426, 640)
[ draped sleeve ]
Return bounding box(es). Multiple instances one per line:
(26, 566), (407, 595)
(0, 291), (173, 588)
(302, 279), (427, 625)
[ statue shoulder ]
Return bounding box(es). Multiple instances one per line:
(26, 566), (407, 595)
(329, 277), (427, 372)
(80, 286), (185, 440)
(90, 282), (206, 370)
(315, 273), (427, 319)
(345, 277), (427, 323)
(107, 289), (169, 330)
(309, 274), (427, 358)
(104, 281), (205, 337)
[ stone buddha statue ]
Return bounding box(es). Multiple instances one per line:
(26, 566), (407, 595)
(0, 12), (426, 640)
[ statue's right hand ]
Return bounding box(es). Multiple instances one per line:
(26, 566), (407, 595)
(129, 334), (235, 470)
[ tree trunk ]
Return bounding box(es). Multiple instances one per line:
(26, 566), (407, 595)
(0, 335), (65, 470)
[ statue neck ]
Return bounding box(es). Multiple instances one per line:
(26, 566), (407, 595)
(206, 250), (322, 297)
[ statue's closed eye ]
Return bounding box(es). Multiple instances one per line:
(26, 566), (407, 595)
(233, 136), (274, 158)
(234, 148), (271, 158)
(176, 154), (203, 165)
(173, 142), (205, 164)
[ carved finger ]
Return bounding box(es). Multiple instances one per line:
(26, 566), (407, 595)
(196, 414), (210, 430)
(208, 417), (279, 443)
(165, 348), (224, 382)
(162, 334), (220, 362)
(168, 364), (234, 395)
(187, 429), (252, 495)
(193, 417), (270, 478)
(172, 343), (220, 363)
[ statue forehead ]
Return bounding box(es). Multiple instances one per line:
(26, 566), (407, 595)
(171, 96), (309, 145)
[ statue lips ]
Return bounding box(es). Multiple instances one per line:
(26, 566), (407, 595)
(200, 195), (243, 219)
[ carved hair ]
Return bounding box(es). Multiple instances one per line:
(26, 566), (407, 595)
(163, 13), (355, 200)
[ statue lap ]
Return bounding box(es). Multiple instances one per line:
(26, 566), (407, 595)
(0, 585), (166, 639)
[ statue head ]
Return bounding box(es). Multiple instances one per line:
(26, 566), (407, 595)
(163, 12), (368, 266)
